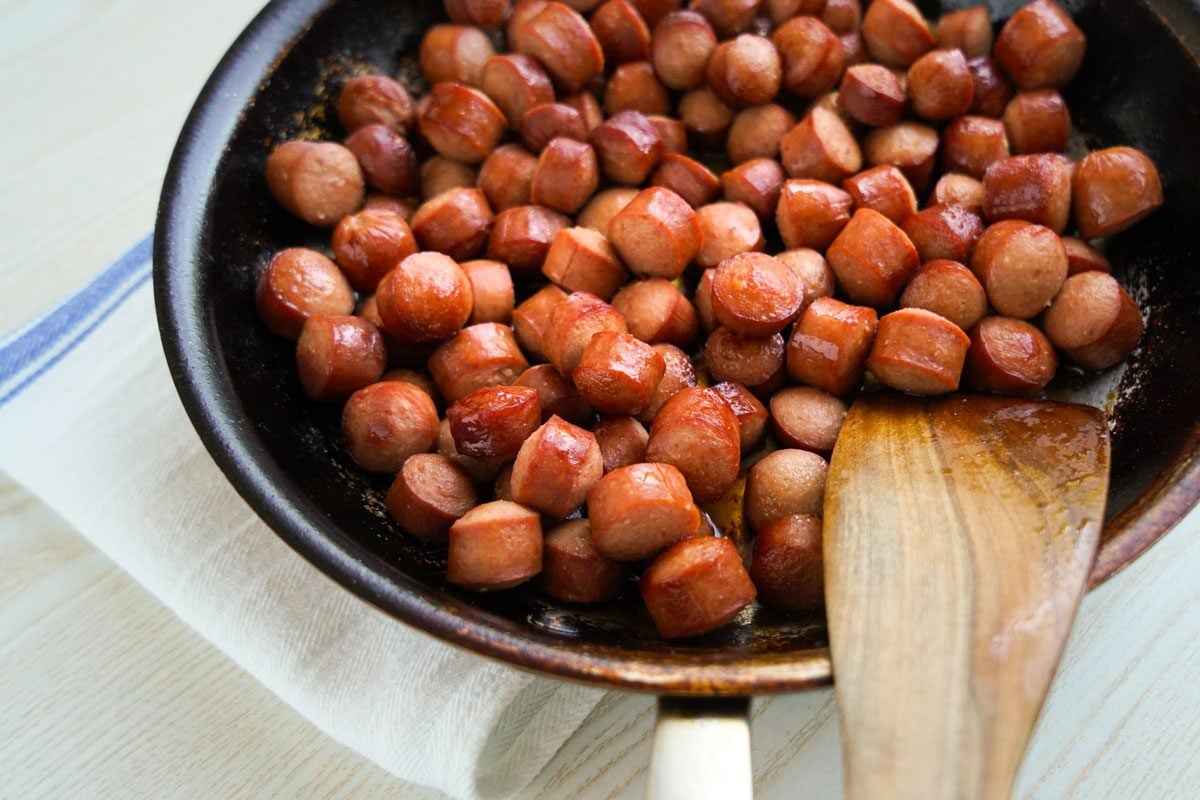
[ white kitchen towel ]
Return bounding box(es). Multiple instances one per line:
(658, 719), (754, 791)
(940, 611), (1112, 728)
(0, 235), (606, 800)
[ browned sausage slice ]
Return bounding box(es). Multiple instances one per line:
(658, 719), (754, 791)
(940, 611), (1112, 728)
(572, 331), (667, 415)
(645, 386), (741, 503)
(745, 449), (827, 532)
(786, 297), (878, 396)
(750, 514), (824, 612)
(769, 386), (848, 454)
(588, 462), (701, 560)
(429, 322), (530, 403)
(342, 381), (439, 473)
(964, 316), (1059, 393)
(640, 536), (757, 639)
(257, 248), (355, 340)
(296, 315), (386, 401)
(1072, 147), (1164, 239)
(1042, 272), (1144, 370)
(386, 453), (477, 543)
(867, 308), (971, 395)
(510, 415), (605, 518)
(375, 252), (474, 342)
(899, 260), (988, 331)
(592, 415), (649, 472)
(708, 382), (768, 454)
(447, 501), (543, 590)
(826, 208), (920, 308)
(710, 252), (804, 337)
(541, 520), (626, 603)
(447, 385), (542, 462)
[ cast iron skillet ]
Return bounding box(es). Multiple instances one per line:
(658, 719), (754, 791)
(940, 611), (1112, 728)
(155, 0), (1200, 696)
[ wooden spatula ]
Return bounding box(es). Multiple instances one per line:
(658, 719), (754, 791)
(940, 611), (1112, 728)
(824, 392), (1111, 800)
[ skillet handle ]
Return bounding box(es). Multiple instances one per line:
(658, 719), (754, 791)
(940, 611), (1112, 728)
(647, 696), (753, 800)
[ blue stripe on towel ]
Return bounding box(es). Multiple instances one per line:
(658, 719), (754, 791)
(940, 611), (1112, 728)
(0, 234), (154, 407)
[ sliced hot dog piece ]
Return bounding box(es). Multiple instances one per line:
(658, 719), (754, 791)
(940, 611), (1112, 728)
(899, 260), (988, 331)
(826, 207), (920, 309)
(438, 417), (502, 485)
(1003, 89), (1070, 154)
(604, 61), (670, 116)
(994, 0), (1086, 90)
(770, 386), (848, 454)
(964, 316), (1059, 393)
(651, 154), (721, 209)
(514, 364), (593, 425)
(645, 386), (741, 503)
(861, 0), (934, 67)
(612, 278), (699, 348)
(376, 252), (474, 343)
(481, 54), (555, 126)
(588, 462), (702, 561)
(592, 0), (652, 66)
(591, 110), (665, 186)
(447, 385), (542, 462)
(983, 153), (1073, 234)
(966, 55), (1015, 117)
(772, 16), (844, 99)
(257, 248), (355, 340)
(838, 64), (906, 127)
(843, 165), (918, 226)
(460, 259), (515, 325)
(867, 308), (971, 395)
(541, 226), (629, 300)
(942, 115), (1010, 179)
(745, 448), (827, 532)
(296, 315), (386, 402)
(520, 102), (588, 152)
(512, 284), (567, 361)
(418, 82), (508, 164)
(266, 141), (365, 227)
(386, 453), (477, 543)
(478, 144), (537, 212)
(592, 415), (649, 472)
(447, 500), (543, 591)
(935, 6), (992, 58)
(541, 520), (626, 603)
(337, 74), (414, 132)
(931, 172), (986, 212)
(333, 209), (419, 292)
(419, 25), (494, 87)
(711, 252), (805, 337)
(780, 107), (862, 183)
(695, 201), (764, 269)
(543, 291), (629, 376)
(776, 179), (854, 252)
(510, 415), (605, 518)
(1061, 236), (1112, 275)
(344, 124), (419, 197)
(786, 297), (878, 396)
(750, 514), (824, 612)
(608, 187), (702, 279)
(640, 536), (757, 639)
(411, 187), (495, 261)
(901, 203), (986, 264)
(708, 382), (768, 455)
(572, 331), (667, 415)
(722, 158), (787, 220)
(907, 48), (974, 121)
(777, 249), (836, 312)
(429, 322), (530, 403)
(861, 121), (939, 192)
(1072, 146), (1164, 239)
(342, 381), (439, 473)
(971, 220), (1068, 319)
(529, 137), (601, 214)
(1042, 272), (1144, 370)
(511, 1), (605, 92)
(705, 327), (786, 388)
(638, 343), (698, 424)
(651, 10), (718, 91)
(727, 104), (796, 164)
(706, 34), (783, 109)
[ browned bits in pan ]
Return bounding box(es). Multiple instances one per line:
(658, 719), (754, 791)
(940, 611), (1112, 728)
(1004, 90), (1070, 154)
(708, 381), (768, 454)
(965, 316), (1059, 393)
(342, 381), (439, 473)
(448, 385), (543, 461)
(862, 0), (934, 67)
(862, 120), (940, 191)
(459, 259), (515, 324)
(477, 145), (537, 211)
(932, 172), (986, 211)
(540, 520), (625, 603)
(770, 386), (847, 454)
(519, 102), (588, 151)
(418, 82), (507, 164)
(983, 153), (1073, 234)
(867, 308), (972, 396)
(780, 107), (862, 182)
(512, 284), (568, 360)
(543, 291), (629, 375)
(295, 315), (386, 402)
(542, 226), (629, 300)
(420, 24), (495, 86)
(772, 17), (843, 100)
(638, 343), (698, 424)
(776, 179), (853, 252)
(411, 187), (494, 260)
(577, 187), (640, 234)
(843, 165), (917, 226)
(745, 448), (827, 532)
(429, 322), (530, 403)
(592, 0), (652, 65)
(608, 187), (701, 278)
(971, 219), (1067, 319)
(511, 1), (606, 91)
(1042, 272), (1144, 370)
(640, 536), (756, 639)
(651, 154), (721, 209)
(1073, 146), (1164, 239)
(447, 500), (543, 590)
(935, 6), (993, 58)
(711, 252), (804, 337)
(1061, 236), (1111, 275)
(345, 124), (419, 197)
(446, 0), (513, 28)
(645, 386), (741, 503)
(751, 515), (824, 612)
(589, 462), (701, 561)
(902, 203), (985, 264)
(942, 115), (1010, 179)
(332, 208), (418, 292)
(421, 156), (478, 200)
(592, 415), (650, 471)
(677, 87), (735, 151)
(826, 207), (919, 308)
(727, 104), (796, 164)
(786, 297), (878, 396)
(266, 141), (365, 227)
(604, 61), (671, 116)
(899, 260), (988, 332)
(994, 0), (1086, 90)
(651, 10), (717, 91)
(530, 137), (601, 213)
(481, 54), (555, 125)
(257, 248), (355, 340)
(838, 64), (906, 127)
(338, 74), (415, 133)
(487, 203), (572, 271)
(907, 48), (974, 121)
(591, 110), (665, 185)
(573, 331), (667, 415)
(722, 158), (786, 220)
(696, 202), (764, 269)
(612, 279), (699, 347)
(966, 55), (1015, 117)
(705, 327), (785, 387)
(515, 364), (595, 425)
(510, 415), (605, 518)
(386, 453), (477, 544)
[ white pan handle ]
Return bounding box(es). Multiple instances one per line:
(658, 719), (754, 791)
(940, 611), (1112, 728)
(647, 697), (753, 800)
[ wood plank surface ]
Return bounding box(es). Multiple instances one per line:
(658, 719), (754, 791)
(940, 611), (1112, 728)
(1, 2), (1198, 798)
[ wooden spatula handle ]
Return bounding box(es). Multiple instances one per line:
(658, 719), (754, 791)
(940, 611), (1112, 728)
(825, 394), (1110, 800)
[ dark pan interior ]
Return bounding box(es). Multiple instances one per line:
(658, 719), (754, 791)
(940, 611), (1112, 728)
(155, 0), (1200, 694)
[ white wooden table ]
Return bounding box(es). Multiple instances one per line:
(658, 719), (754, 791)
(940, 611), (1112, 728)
(2, 2), (1198, 798)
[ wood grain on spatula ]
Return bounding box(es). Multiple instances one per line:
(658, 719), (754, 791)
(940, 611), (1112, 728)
(825, 393), (1110, 800)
